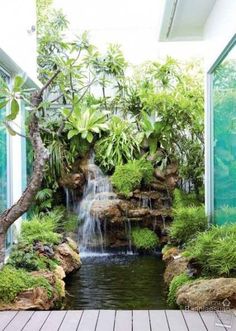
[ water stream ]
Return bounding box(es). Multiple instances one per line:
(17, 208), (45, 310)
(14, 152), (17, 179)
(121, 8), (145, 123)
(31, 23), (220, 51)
(77, 153), (116, 253)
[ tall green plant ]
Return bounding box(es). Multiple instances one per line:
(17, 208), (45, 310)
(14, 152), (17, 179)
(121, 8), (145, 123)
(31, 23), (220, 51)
(95, 116), (142, 171)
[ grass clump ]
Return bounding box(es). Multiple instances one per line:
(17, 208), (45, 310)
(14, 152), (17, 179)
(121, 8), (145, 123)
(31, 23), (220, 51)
(21, 213), (61, 245)
(173, 188), (202, 208)
(167, 273), (193, 307)
(184, 224), (236, 276)
(111, 159), (154, 197)
(0, 266), (52, 303)
(169, 205), (207, 244)
(131, 227), (159, 251)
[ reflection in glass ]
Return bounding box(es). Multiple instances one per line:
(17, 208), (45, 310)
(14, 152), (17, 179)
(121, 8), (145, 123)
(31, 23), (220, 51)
(213, 44), (236, 224)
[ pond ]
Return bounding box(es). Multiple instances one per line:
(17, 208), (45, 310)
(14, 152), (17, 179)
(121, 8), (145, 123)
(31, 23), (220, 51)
(65, 254), (168, 310)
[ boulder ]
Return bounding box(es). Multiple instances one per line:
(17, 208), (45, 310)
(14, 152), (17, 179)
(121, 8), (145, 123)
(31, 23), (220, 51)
(54, 242), (81, 274)
(154, 169), (166, 182)
(164, 256), (189, 286)
(165, 163), (178, 176)
(133, 191), (161, 200)
(59, 173), (85, 190)
(150, 179), (167, 192)
(65, 237), (79, 252)
(177, 278), (236, 310)
(90, 200), (122, 220)
(0, 270), (65, 311)
(162, 247), (182, 264)
(127, 208), (150, 218)
(0, 287), (51, 311)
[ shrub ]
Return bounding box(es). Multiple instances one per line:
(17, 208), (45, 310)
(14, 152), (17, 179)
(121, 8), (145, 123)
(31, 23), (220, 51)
(131, 228), (159, 251)
(173, 188), (202, 208)
(0, 266), (52, 303)
(56, 208), (79, 233)
(169, 205), (207, 244)
(111, 159), (154, 197)
(184, 224), (236, 276)
(21, 213), (61, 245)
(167, 273), (193, 307)
(7, 244), (58, 272)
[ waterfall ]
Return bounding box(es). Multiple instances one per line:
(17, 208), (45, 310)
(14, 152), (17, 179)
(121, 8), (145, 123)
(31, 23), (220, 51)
(77, 153), (115, 253)
(139, 195), (152, 209)
(64, 188), (77, 212)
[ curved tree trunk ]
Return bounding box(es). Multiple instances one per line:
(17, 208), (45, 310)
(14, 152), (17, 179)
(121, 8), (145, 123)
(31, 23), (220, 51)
(0, 92), (48, 264)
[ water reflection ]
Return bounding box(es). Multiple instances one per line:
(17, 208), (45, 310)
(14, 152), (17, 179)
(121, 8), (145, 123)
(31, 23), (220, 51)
(65, 255), (168, 309)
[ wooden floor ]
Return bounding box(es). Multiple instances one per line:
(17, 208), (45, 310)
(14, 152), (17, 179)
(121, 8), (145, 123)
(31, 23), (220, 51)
(0, 310), (235, 331)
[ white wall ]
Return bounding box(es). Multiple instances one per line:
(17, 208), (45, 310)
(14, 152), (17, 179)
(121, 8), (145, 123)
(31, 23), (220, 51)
(0, 0), (37, 81)
(203, 0), (236, 71)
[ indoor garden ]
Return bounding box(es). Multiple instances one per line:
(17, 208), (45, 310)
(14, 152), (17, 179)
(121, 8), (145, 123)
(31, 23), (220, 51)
(0, 0), (235, 313)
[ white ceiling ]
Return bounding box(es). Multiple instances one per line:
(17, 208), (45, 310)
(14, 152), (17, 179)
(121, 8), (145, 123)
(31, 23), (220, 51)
(159, 0), (217, 41)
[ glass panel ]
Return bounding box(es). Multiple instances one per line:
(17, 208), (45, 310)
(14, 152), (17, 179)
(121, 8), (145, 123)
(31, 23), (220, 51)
(0, 70), (8, 213)
(213, 43), (236, 224)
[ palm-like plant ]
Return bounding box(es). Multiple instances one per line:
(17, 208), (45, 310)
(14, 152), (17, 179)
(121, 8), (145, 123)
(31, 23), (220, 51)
(63, 103), (109, 143)
(95, 115), (142, 172)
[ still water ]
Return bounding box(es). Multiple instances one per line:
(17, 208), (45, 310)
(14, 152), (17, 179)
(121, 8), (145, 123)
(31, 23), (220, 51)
(65, 254), (168, 309)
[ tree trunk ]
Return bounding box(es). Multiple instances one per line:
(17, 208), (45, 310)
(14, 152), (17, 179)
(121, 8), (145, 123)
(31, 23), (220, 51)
(0, 225), (5, 267)
(0, 91), (49, 264)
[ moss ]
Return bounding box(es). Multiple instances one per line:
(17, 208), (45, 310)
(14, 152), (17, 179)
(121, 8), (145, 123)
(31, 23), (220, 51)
(111, 159), (154, 197)
(0, 266), (53, 303)
(132, 227), (159, 251)
(167, 273), (193, 307)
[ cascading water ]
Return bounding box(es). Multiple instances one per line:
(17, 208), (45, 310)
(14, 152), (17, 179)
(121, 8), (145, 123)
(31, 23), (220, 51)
(77, 153), (116, 253)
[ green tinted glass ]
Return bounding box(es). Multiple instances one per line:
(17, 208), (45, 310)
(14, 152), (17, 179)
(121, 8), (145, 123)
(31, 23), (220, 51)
(213, 44), (236, 224)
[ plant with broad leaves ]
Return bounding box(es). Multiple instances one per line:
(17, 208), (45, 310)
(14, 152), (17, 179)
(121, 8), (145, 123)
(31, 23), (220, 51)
(62, 101), (109, 143)
(0, 75), (28, 123)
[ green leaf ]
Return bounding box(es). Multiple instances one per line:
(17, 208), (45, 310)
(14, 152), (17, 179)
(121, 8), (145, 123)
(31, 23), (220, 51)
(68, 129), (78, 139)
(6, 99), (20, 121)
(6, 125), (16, 136)
(86, 132), (93, 143)
(13, 75), (25, 92)
(0, 99), (8, 110)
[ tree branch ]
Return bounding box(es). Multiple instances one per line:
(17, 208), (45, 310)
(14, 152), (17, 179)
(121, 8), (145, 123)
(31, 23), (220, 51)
(4, 121), (28, 139)
(38, 69), (61, 98)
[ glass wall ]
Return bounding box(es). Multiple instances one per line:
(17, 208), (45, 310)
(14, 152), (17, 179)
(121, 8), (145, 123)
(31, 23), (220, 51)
(212, 42), (236, 224)
(0, 69), (8, 213)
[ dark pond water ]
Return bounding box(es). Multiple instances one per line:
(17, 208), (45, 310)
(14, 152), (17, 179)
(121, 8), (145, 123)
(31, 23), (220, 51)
(65, 254), (168, 309)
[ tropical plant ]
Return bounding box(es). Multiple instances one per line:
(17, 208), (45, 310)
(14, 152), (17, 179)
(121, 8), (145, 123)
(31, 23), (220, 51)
(34, 188), (54, 212)
(184, 224), (236, 276)
(63, 102), (109, 143)
(131, 228), (159, 251)
(95, 116), (142, 171)
(111, 158), (154, 197)
(140, 110), (164, 155)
